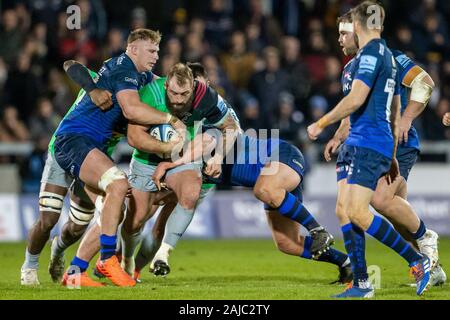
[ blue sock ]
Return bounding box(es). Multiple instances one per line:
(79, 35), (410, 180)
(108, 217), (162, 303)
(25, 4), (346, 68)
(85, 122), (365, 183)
(316, 247), (349, 267)
(342, 223), (368, 285)
(278, 192), (320, 231)
(412, 219), (426, 240)
(70, 256), (89, 273)
(300, 236), (313, 259)
(100, 234), (117, 260)
(366, 216), (422, 265)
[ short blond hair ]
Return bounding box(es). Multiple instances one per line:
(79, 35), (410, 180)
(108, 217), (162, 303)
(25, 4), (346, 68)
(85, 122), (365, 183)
(127, 28), (161, 45)
(167, 63), (194, 86)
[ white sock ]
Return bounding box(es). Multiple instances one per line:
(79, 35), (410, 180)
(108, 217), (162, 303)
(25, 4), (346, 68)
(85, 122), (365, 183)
(51, 236), (68, 258)
(23, 249), (40, 270)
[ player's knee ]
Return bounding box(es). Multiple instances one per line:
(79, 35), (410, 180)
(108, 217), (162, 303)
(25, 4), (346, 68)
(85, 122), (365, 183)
(335, 201), (348, 222)
(69, 198), (95, 226)
(370, 192), (390, 213)
(128, 217), (145, 233)
(253, 185), (274, 206)
(38, 213), (60, 233)
(106, 178), (129, 198)
(66, 220), (88, 239)
(99, 166), (128, 194)
(345, 203), (365, 223)
(178, 189), (201, 209)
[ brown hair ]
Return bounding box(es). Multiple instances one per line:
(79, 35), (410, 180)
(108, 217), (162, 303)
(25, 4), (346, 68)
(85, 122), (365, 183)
(167, 63), (194, 86)
(187, 62), (208, 80)
(351, 1), (385, 31)
(337, 10), (353, 26)
(127, 28), (162, 44)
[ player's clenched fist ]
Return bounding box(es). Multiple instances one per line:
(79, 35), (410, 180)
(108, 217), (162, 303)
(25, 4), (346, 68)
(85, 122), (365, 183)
(307, 122), (323, 141)
(89, 88), (113, 110)
(443, 112), (450, 126)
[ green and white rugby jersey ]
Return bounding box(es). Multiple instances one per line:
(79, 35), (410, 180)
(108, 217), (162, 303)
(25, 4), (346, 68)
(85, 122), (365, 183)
(133, 77), (213, 190)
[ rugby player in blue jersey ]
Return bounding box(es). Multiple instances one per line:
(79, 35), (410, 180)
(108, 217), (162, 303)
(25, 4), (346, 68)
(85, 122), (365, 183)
(53, 29), (186, 287)
(307, 2), (431, 297)
(20, 81), (113, 286)
(323, 11), (446, 288)
(151, 129), (352, 284)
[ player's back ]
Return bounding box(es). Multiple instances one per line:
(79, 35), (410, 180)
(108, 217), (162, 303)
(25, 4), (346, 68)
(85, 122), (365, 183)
(345, 38), (399, 159)
(56, 53), (153, 145)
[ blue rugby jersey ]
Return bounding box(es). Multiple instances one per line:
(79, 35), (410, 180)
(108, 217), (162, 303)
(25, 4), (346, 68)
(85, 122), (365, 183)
(228, 134), (279, 187)
(341, 57), (357, 97)
(56, 53), (153, 145)
(392, 49), (420, 151)
(344, 38), (400, 159)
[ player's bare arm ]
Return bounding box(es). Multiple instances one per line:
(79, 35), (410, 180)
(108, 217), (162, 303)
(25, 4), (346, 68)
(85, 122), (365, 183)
(152, 132), (216, 190)
(64, 60), (113, 110)
(116, 90), (184, 131)
(127, 122), (180, 155)
(399, 66), (434, 143)
(324, 117), (350, 161)
(386, 95), (401, 184)
(307, 80), (370, 140)
(205, 112), (241, 178)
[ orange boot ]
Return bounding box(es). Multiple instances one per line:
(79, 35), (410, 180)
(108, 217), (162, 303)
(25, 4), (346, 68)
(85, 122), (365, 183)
(96, 255), (136, 287)
(61, 271), (105, 288)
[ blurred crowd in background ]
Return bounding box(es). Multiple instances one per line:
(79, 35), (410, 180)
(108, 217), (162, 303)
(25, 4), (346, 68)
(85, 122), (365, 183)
(0, 0), (449, 191)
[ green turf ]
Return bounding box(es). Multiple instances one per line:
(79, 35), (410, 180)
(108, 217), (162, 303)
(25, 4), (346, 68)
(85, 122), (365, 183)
(1, 238), (449, 300)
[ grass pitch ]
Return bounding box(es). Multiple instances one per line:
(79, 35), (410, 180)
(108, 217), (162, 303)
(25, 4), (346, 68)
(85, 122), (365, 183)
(1, 239), (449, 300)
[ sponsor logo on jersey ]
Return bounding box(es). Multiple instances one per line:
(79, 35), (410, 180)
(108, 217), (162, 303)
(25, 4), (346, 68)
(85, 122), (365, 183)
(292, 159), (304, 170)
(359, 55), (378, 73)
(125, 77), (139, 86)
(181, 112), (192, 123)
(395, 54), (411, 68)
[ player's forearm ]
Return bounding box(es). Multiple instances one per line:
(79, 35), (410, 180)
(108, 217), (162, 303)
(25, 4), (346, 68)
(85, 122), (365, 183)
(64, 60), (96, 93)
(124, 102), (172, 125)
(390, 96), (401, 156)
(401, 100), (426, 123)
(333, 117), (350, 142)
(128, 130), (171, 154)
(317, 95), (361, 129)
(172, 134), (205, 166)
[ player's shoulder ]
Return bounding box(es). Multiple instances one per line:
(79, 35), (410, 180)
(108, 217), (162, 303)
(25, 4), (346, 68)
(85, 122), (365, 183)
(343, 57), (356, 70)
(391, 49), (415, 69)
(193, 80), (217, 110)
(108, 53), (139, 77)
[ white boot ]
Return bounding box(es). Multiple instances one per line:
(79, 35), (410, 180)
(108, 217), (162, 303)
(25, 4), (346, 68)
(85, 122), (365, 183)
(20, 268), (40, 286)
(417, 229), (439, 269)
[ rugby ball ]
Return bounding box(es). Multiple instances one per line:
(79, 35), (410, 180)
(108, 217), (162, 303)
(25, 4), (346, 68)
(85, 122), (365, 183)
(149, 124), (178, 159)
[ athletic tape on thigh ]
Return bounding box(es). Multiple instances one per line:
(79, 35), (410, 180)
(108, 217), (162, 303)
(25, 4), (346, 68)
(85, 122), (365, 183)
(69, 199), (95, 225)
(98, 166), (127, 192)
(39, 191), (64, 213)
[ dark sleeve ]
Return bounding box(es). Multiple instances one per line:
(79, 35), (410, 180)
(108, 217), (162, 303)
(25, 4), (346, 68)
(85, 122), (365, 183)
(111, 68), (140, 93)
(393, 51), (416, 84)
(64, 61), (97, 93)
(194, 84), (229, 126)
